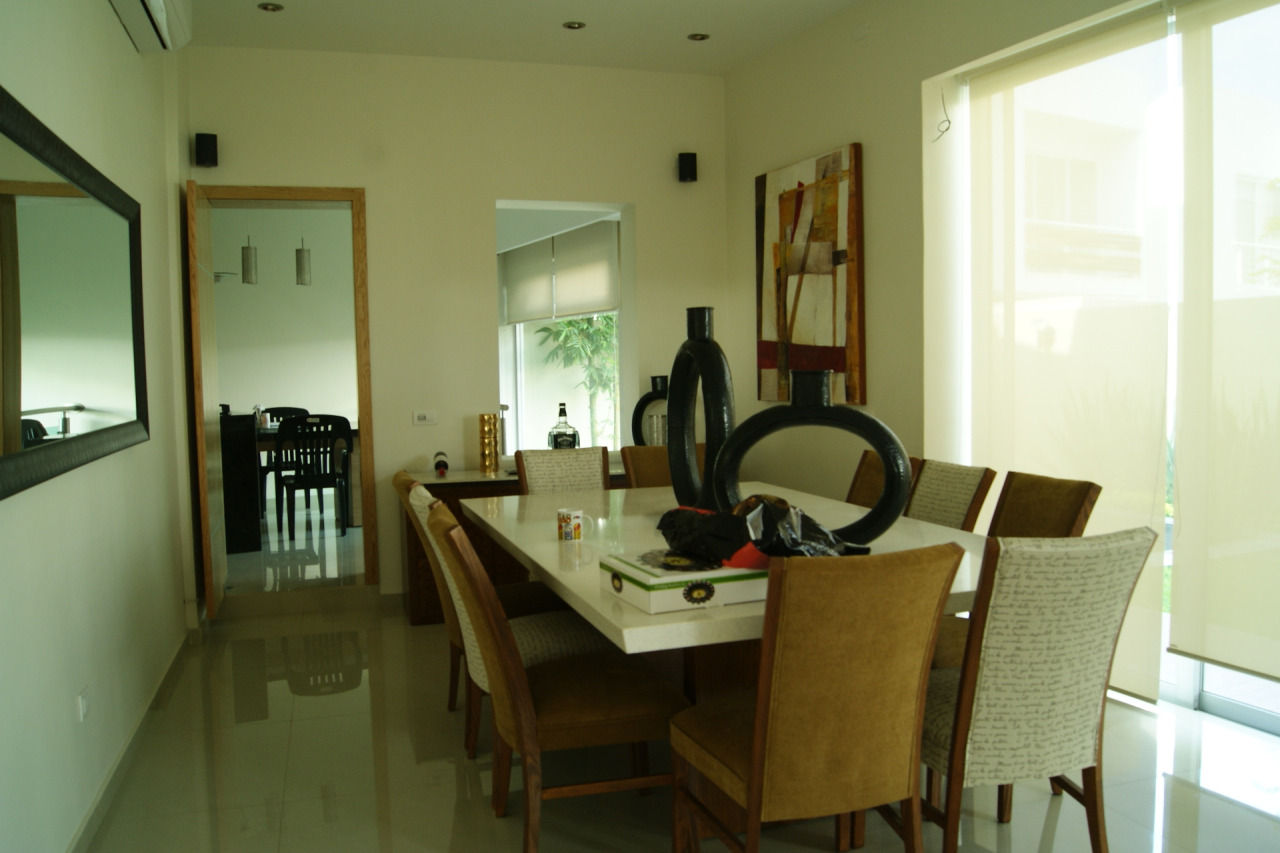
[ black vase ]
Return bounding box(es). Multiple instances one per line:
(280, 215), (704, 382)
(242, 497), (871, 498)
(630, 375), (669, 446)
(667, 307), (735, 508)
(710, 369), (911, 545)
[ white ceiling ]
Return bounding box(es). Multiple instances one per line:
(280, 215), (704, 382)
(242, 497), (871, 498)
(189, 0), (857, 76)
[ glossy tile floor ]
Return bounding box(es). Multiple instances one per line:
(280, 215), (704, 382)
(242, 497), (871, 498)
(85, 501), (1280, 851)
(223, 490), (364, 595)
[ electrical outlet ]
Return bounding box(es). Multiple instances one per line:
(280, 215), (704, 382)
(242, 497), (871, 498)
(77, 690), (89, 722)
(412, 410), (437, 426)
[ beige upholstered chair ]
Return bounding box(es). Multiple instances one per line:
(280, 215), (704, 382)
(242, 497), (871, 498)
(620, 443), (706, 488)
(441, 520), (689, 853)
(515, 446), (610, 494)
(845, 448), (922, 507)
(421, 499), (614, 757)
(670, 544), (965, 853)
(904, 459), (996, 532)
(920, 528), (1158, 853)
(986, 470), (1102, 538)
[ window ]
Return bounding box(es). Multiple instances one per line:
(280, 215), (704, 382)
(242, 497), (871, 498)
(497, 219), (621, 451)
(925, 0), (1280, 726)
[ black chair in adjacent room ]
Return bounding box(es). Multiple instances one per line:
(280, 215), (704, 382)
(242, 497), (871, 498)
(258, 406), (309, 515)
(20, 419), (48, 448)
(274, 414), (352, 540)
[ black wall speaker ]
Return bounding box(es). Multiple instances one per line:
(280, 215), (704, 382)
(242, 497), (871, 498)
(194, 133), (218, 167)
(678, 152), (697, 183)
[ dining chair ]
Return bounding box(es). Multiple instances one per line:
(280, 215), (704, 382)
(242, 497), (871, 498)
(904, 458), (996, 532)
(274, 414), (352, 539)
(986, 470), (1102, 538)
(620, 443), (706, 488)
(393, 472), (565, 714)
(424, 500), (620, 760)
(670, 543), (965, 853)
(515, 446), (610, 494)
(440, 520), (690, 852)
(845, 448), (922, 508)
(919, 527), (1158, 853)
(258, 405), (308, 514)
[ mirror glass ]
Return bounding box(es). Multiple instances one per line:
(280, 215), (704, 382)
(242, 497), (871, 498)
(0, 86), (148, 500)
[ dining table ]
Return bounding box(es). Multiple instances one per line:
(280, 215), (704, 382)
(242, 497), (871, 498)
(458, 481), (987, 654)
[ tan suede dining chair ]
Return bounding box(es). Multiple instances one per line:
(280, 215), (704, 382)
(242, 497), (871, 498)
(904, 458), (996, 532)
(986, 470), (1102, 538)
(918, 528), (1158, 853)
(440, 519), (689, 853)
(620, 443), (706, 488)
(845, 448), (922, 508)
(413, 488), (614, 757)
(670, 544), (965, 853)
(515, 446), (610, 494)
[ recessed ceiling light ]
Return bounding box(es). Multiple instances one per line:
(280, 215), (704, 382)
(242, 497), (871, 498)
(563, 21), (586, 30)
(257, 2), (284, 10)
(687, 33), (710, 41)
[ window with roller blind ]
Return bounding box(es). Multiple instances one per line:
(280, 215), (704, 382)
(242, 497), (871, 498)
(497, 219), (621, 451)
(924, 0), (1280, 731)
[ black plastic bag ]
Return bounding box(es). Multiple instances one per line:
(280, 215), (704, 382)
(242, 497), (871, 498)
(656, 506), (751, 565)
(732, 494), (867, 558)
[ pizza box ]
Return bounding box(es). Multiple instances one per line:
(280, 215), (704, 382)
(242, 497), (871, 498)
(599, 550), (769, 614)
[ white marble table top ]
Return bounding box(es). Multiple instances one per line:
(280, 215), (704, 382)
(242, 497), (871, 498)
(459, 481), (987, 654)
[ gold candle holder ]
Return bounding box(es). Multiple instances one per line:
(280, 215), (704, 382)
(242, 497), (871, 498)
(479, 413), (499, 473)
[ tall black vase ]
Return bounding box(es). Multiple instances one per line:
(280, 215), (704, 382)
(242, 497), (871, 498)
(630, 375), (669, 446)
(666, 307), (735, 508)
(710, 369), (910, 545)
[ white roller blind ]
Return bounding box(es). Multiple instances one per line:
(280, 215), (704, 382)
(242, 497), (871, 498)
(552, 221), (620, 318)
(1168, 0), (1280, 680)
(498, 220), (618, 324)
(498, 239), (552, 325)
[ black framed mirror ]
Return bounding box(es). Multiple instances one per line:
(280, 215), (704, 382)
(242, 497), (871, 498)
(0, 85), (148, 500)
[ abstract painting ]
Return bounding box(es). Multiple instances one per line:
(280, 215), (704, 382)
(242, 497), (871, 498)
(755, 143), (865, 404)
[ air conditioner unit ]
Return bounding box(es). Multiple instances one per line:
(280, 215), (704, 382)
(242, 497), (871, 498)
(109, 0), (192, 52)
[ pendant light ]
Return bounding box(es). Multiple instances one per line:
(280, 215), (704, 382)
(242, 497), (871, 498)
(296, 236), (311, 286)
(241, 236), (258, 284)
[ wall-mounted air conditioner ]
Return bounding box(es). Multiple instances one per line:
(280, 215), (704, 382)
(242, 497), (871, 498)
(108, 0), (192, 52)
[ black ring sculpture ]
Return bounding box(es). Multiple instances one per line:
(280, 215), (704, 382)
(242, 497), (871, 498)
(710, 369), (911, 545)
(630, 375), (669, 446)
(667, 307), (735, 508)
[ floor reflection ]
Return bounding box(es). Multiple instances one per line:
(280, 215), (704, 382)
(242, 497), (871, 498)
(226, 493), (363, 594)
(85, 590), (1280, 852)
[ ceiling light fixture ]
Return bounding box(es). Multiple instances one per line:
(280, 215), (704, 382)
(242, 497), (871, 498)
(257, 3), (284, 12)
(562, 21), (586, 30)
(687, 33), (710, 41)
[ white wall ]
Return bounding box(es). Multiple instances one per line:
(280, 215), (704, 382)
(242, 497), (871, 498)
(0, 3), (193, 850)
(719, 0), (1121, 499)
(183, 48), (729, 594)
(210, 206), (359, 422)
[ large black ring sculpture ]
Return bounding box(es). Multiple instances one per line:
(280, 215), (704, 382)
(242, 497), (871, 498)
(667, 307), (735, 508)
(630, 375), (669, 446)
(710, 369), (911, 545)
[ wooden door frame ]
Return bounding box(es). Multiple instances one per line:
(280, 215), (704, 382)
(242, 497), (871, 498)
(186, 183), (378, 610)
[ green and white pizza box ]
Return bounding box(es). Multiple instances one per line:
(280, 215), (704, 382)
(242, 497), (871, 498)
(599, 550), (769, 614)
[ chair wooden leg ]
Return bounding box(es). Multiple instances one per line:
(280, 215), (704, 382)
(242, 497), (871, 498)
(447, 643), (462, 711)
(671, 753), (692, 853)
(925, 768), (941, 808)
(900, 797), (924, 853)
(1081, 766), (1108, 853)
(522, 751), (543, 853)
(465, 678), (483, 758)
(997, 783), (1013, 823)
(492, 731), (512, 817)
(287, 490), (296, 540)
(1050, 777), (1064, 795)
(276, 485), (285, 538)
(836, 813), (852, 851)
(942, 771), (964, 853)
(852, 809), (866, 849)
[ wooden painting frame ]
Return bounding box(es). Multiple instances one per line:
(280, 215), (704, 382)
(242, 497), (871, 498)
(755, 143), (865, 404)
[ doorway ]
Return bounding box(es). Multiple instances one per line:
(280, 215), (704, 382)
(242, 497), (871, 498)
(184, 183), (378, 619)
